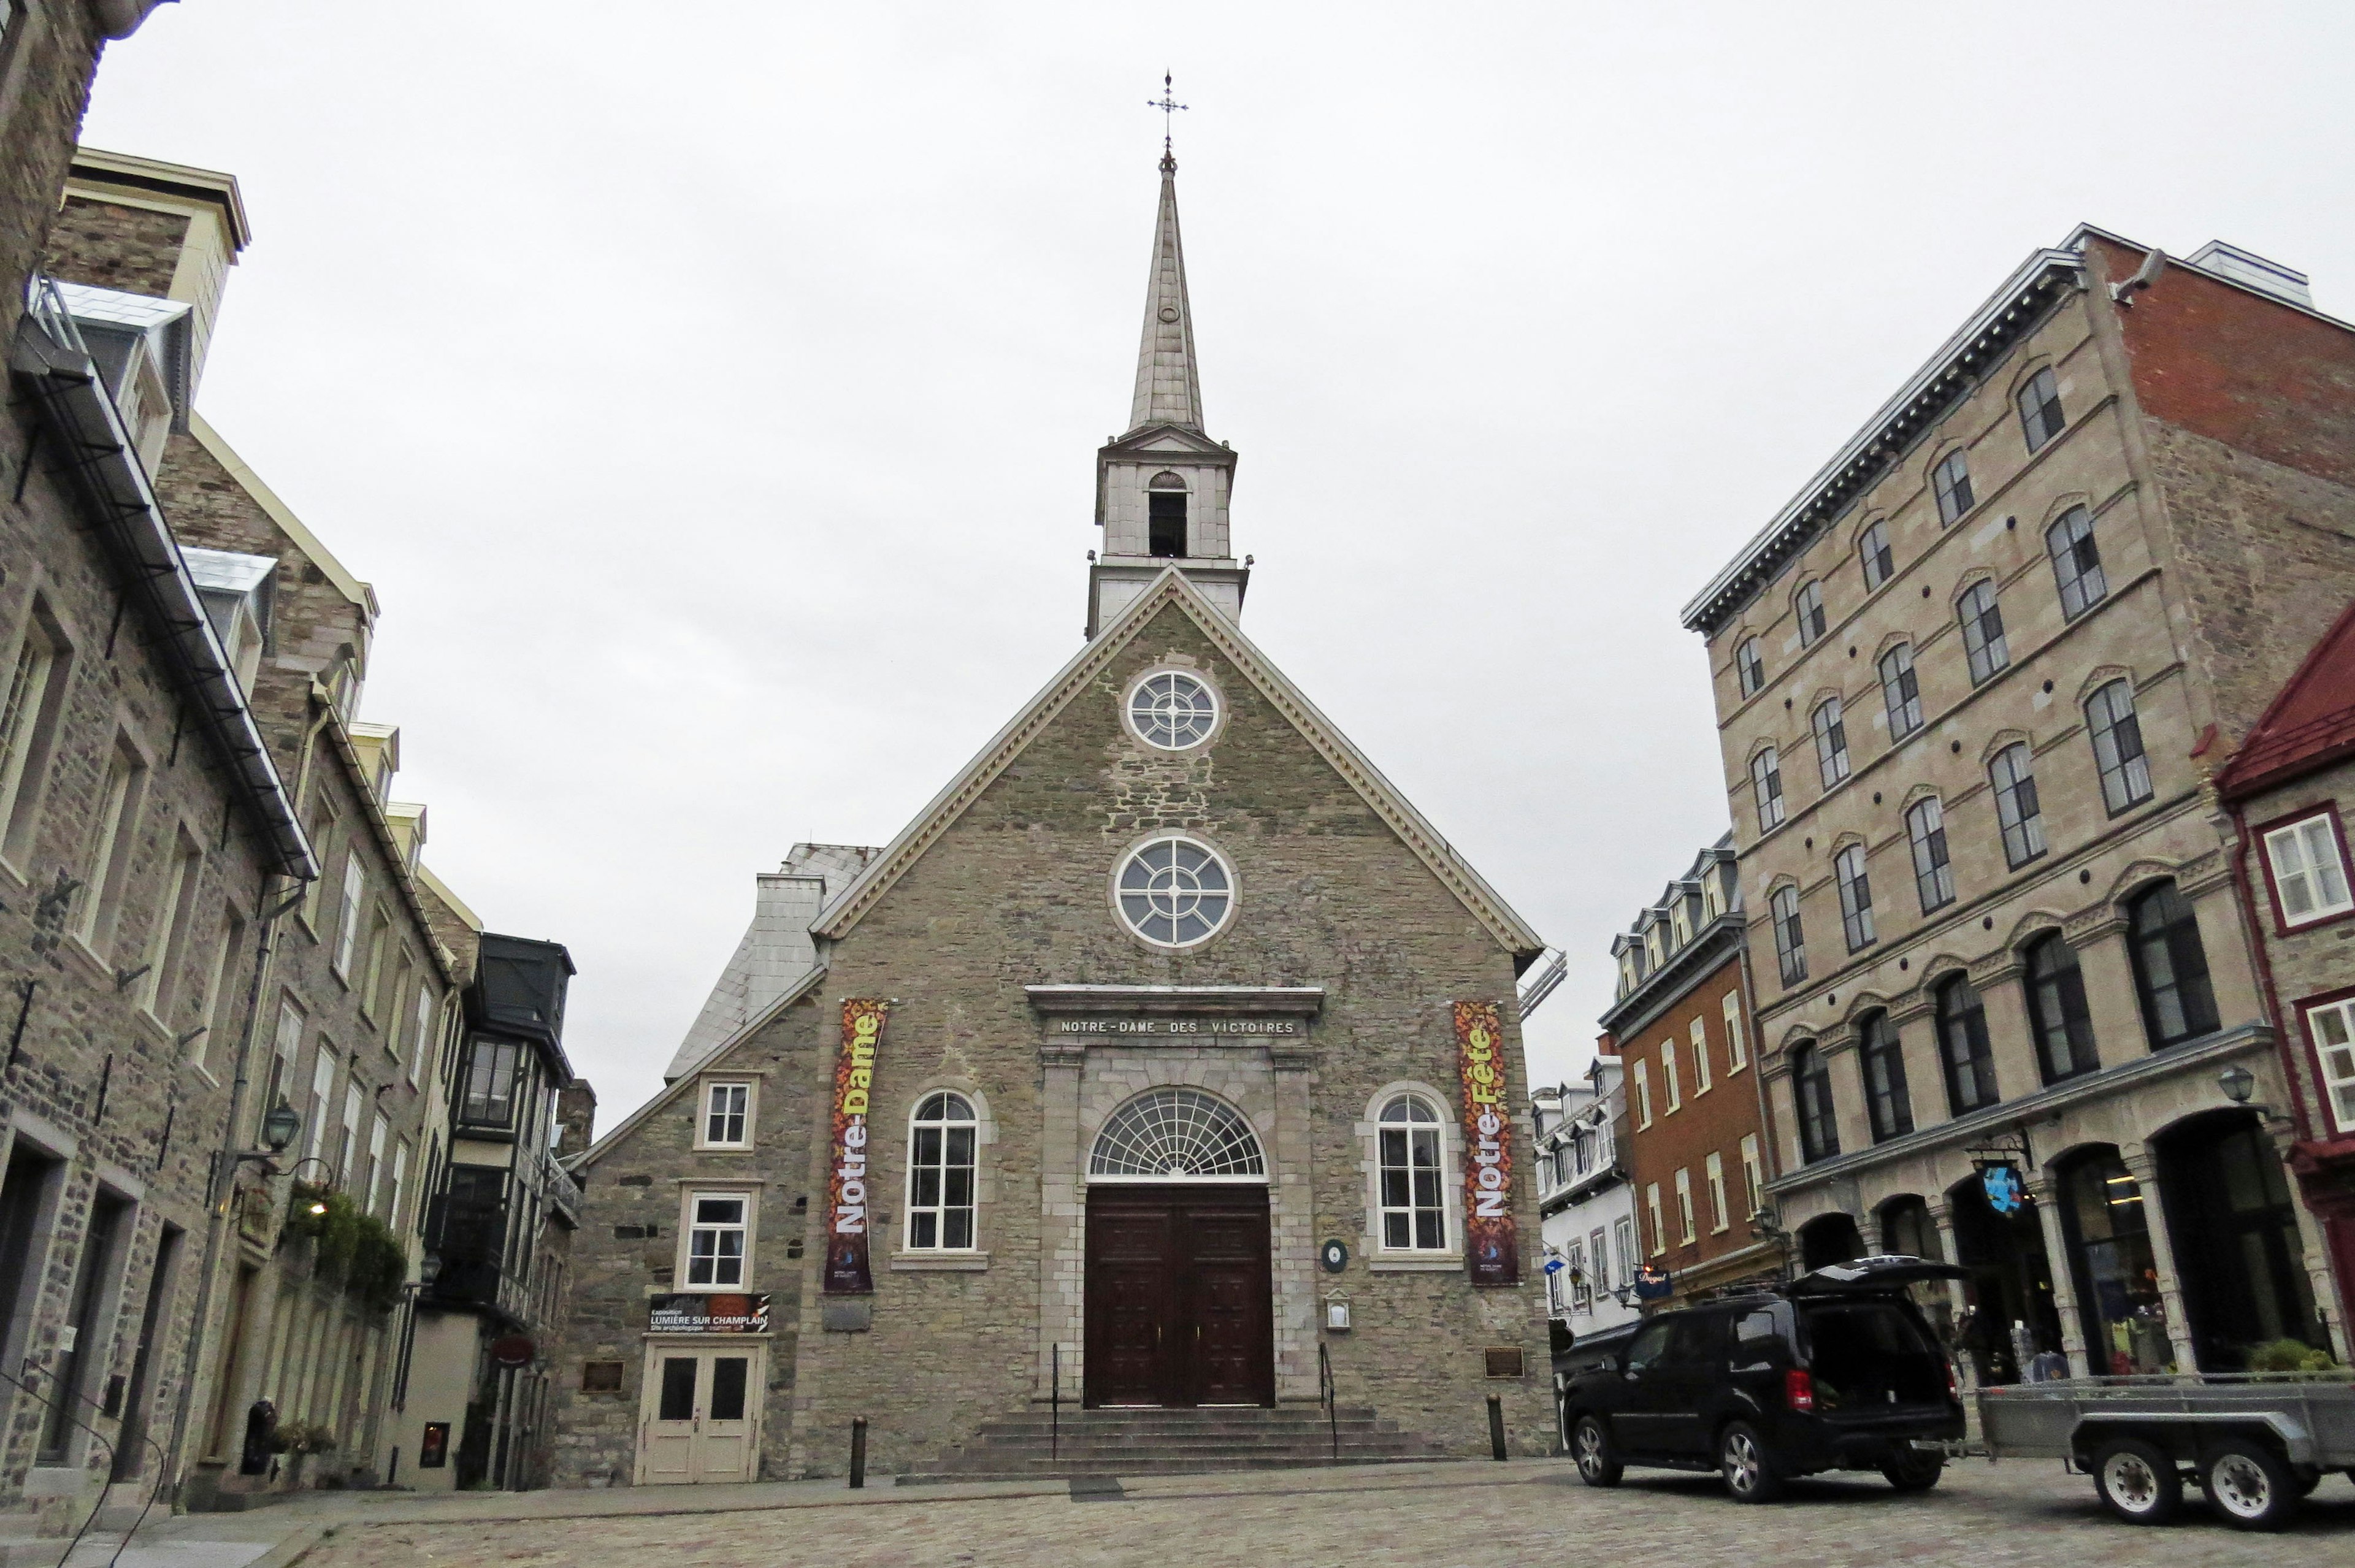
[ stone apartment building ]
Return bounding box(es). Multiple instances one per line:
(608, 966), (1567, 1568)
(1532, 1053), (1639, 1377)
(2215, 602), (2355, 1339)
(1598, 840), (1777, 1307)
(1683, 229), (2355, 1380)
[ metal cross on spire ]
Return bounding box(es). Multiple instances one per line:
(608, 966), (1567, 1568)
(1149, 71), (1187, 173)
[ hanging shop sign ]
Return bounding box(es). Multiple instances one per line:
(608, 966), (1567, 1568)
(1978, 1161), (2027, 1216)
(648, 1293), (772, 1335)
(1634, 1265), (1674, 1302)
(824, 999), (890, 1296)
(1454, 1000), (1520, 1286)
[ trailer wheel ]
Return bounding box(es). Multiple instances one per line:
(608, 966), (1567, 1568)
(2091, 1437), (2181, 1525)
(2204, 1439), (2297, 1532)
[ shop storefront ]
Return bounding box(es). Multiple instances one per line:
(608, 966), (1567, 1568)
(2055, 1148), (2170, 1375)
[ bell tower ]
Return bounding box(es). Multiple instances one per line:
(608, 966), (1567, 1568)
(1087, 140), (1247, 638)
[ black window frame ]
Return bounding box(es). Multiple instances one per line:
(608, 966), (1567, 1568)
(1958, 579), (2009, 684)
(459, 1036), (523, 1130)
(1811, 696), (1850, 787)
(2017, 366), (2065, 452)
(1771, 884), (1807, 986)
(2047, 505), (2108, 619)
(1795, 579), (1827, 646)
(1879, 644), (1923, 737)
(1989, 743), (2046, 868)
(1858, 1011), (1913, 1142)
(1905, 796), (1956, 912)
(1835, 842), (1875, 952)
(1792, 1044), (1839, 1164)
(1932, 449), (1975, 525)
(1935, 974), (2001, 1115)
(1751, 746), (1785, 832)
(2127, 881), (2219, 1050)
(1859, 520), (1894, 591)
(2024, 933), (2099, 1083)
(2087, 679), (2153, 815)
(1736, 637), (1765, 698)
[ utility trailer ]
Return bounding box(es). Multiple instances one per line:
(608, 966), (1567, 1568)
(1978, 1373), (2355, 1531)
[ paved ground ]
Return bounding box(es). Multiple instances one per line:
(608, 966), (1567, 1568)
(258, 1458), (2355, 1568)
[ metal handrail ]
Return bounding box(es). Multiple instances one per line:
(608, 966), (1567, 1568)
(23, 274), (88, 354)
(1051, 1343), (1060, 1461)
(1318, 1341), (1337, 1461)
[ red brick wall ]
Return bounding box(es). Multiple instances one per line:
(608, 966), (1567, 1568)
(1618, 954), (1767, 1279)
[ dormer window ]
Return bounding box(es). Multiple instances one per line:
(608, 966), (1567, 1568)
(1147, 472), (1189, 558)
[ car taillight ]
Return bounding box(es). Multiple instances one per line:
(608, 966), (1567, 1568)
(1946, 1361), (1960, 1402)
(1785, 1369), (1815, 1413)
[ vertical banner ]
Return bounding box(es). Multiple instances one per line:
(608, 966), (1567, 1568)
(1454, 1000), (1520, 1286)
(824, 999), (889, 1296)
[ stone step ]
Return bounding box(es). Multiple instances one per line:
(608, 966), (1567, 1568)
(936, 1440), (1441, 1464)
(898, 1453), (1460, 1484)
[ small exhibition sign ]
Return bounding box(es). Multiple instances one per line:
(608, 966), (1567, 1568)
(648, 1293), (771, 1334)
(1454, 1000), (1520, 1286)
(824, 998), (889, 1295)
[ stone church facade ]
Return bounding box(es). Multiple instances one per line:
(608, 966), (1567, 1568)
(550, 155), (1551, 1485)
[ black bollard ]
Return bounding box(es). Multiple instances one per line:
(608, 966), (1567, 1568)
(850, 1416), (868, 1488)
(1486, 1393), (1507, 1461)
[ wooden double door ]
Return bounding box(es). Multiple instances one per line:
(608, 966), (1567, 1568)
(635, 1345), (761, 1484)
(1085, 1184), (1274, 1408)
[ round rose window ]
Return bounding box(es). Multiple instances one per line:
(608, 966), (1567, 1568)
(1127, 671), (1219, 750)
(1114, 835), (1234, 947)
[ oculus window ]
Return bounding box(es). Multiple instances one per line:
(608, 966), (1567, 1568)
(1115, 835), (1234, 947)
(1127, 671), (1218, 751)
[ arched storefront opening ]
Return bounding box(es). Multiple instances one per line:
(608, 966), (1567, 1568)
(2052, 1145), (2170, 1375)
(2155, 1109), (2321, 1370)
(1877, 1195), (1937, 1260)
(1945, 1172), (2063, 1386)
(1799, 1212), (1864, 1272)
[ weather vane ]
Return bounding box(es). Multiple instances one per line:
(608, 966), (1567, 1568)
(1149, 71), (1187, 172)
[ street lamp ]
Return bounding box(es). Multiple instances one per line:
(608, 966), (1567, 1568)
(2218, 1063), (2257, 1106)
(229, 1104), (304, 1178)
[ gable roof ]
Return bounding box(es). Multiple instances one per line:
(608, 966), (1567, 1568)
(580, 962), (831, 1168)
(2216, 595), (2355, 801)
(811, 568), (1545, 960)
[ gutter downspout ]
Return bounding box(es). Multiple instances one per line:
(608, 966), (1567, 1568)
(161, 872), (301, 1501)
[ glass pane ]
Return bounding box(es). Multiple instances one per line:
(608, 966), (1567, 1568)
(946, 1126), (975, 1164)
(696, 1198), (743, 1226)
(943, 1167), (973, 1208)
(911, 1211), (936, 1249)
(946, 1209), (973, 1249)
(1415, 1212), (1441, 1250)
(913, 1166), (940, 1207)
(659, 1358), (697, 1421)
(1384, 1211), (1408, 1249)
(709, 1358), (749, 1421)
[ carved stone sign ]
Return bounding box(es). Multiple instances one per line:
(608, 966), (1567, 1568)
(1046, 1016), (1304, 1038)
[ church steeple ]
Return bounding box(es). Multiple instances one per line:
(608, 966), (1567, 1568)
(1087, 123), (1247, 640)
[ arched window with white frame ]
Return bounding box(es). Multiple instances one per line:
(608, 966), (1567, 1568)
(905, 1091), (979, 1250)
(1376, 1092), (1447, 1252)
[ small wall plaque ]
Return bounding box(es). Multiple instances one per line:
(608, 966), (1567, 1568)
(1319, 1239), (1349, 1274)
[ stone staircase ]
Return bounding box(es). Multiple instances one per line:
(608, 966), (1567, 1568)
(896, 1404), (1461, 1483)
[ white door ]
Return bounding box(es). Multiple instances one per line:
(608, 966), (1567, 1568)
(635, 1349), (762, 1485)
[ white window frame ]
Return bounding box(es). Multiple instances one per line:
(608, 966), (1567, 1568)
(1588, 1225), (1609, 1296)
(904, 1090), (981, 1252)
(1373, 1091), (1450, 1253)
(1704, 1152), (1728, 1234)
(2304, 998), (2355, 1136)
(332, 850), (366, 979)
(366, 1114), (388, 1214)
(1633, 1060), (1653, 1128)
(694, 1078), (757, 1152)
(0, 603), (64, 860)
(1614, 1216), (1637, 1282)
(1690, 1017), (1712, 1095)
(1645, 1183), (1665, 1257)
(1674, 1168), (1696, 1245)
(407, 983), (432, 1086)
(194, 902), (246, 1073)
(1740, 1133), (1764, 1219)
(2264, 814), (2354, 928)
(1123, 667), (1222, 752)
(1111, 832), (1237, 949)
(1661, 1039), (1681, 1112)
(389, 1139), (411, 1231)
(1723, 992), (1747, 1071)
(305, 1047), (337, 1162)
(680, 1190), (755, 1289)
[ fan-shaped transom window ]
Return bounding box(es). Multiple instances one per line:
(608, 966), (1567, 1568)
(1115, 835), (1234, 947)
(1127, 671), (1219, 750)
(1089, 1088), (1265, 1180)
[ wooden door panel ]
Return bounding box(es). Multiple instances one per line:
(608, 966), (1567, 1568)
(1085, 1186), (1273, 1409)
(1086, 1201), (1174, 1406)
(1180, 1199), (1274, 1407)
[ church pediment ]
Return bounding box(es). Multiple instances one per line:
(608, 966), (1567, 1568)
(1100, 424), (1234, 463)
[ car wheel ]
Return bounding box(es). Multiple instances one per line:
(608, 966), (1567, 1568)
(1882, 1450), (1944, 1492)
(1570, 1413), (1623, 1488)
(1719, 1420), (1784, 1504)
(2204, 1439), (2298, 1532)
(2090, 1437), (2181, 1525)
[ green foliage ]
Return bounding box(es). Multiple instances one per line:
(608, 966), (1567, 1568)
(280, 1421), (339, 1456)
(279, 1182), (409, 1313)
(2246, 1337), (2337, 1374)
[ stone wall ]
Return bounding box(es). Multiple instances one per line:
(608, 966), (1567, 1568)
(0, 0), (105, 343)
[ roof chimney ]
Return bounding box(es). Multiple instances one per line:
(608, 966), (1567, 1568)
(2186, 241), (2312, 310)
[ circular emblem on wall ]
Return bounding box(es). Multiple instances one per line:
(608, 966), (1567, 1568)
(1112, 834), (1236, 948)
(1158, 304), (1181, 323)
(491, 1333), (536, 1368)
(1320, 1239), (1350, 1274)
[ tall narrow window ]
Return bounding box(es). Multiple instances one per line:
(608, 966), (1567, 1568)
(2047, 506), (2108, 619)
(906, 1092), (978, 1250)
(1376, 1094), (1446, 1251)
(2262, 814), (2354, 927)
(1835, 843), (1875, 950)
(2305, 998), (2355, 1136)
(1879, 644), (1923, 737)
(1795, 580), (1826, 646)
(1905, 797), (1956, 912)
(339, 1080), (362, 1184)
(72, 740), (144, 950)
(1771, 884), (1807, 985)
(1812, 696), (1850, 787)
(2086, 680), (2153, 813)
(704, 1082), (751, 1148)
(1661, 1039), (1681, 1112)
(42, 1194), (124, 1461)
(1740, 1133), (1763, 1216)
(1989, 744), (2047, 868)
(1859, 520), (1894, 591)
(1958, 580), (2009, 683)
(1704, 1151), (1728, 1233)
(140, 834), (204, 1019)
(1858, 1011), (1913, 1141)
(389, 1139), (411, 1230)
(408, 984), (432, 1087)
(1690, 1017), (1712, 1093)
(1750, 747), (1785, 832)
(460, 1038), (521, 1126)
(1645, 1185), (1664, 1256)
(2024, 934), (2098, 1083)
(366, 1114), (389, 1214)
(265, 998), (302, 1118)
(2128, 881), (2218, 1049)
(332, 851), (367, 977)
(1932, 449), (1974, 524)
(0, 607), (67, 861)
(1674, 1168), (1696, 1244)
(304, 1048), (338, 1162)
(1936, 976), (2000, 1114)
(1736, 637), (1765, 698)
(196, 905), (247, 1071)
(685, 1193), (748, 1287)
(1633, 1060), (1653, 1127)
(1147, 490), (1187, 558)
(1792, 1044), (1839, 1163)
(2016, 367), (2065, 450)
(1723, 992), (1747, 1071)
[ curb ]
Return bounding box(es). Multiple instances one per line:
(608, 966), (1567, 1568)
(244, 1522), (329, 1568)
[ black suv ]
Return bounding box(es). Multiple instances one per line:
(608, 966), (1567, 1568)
(1563, 1255), (1966, 1502)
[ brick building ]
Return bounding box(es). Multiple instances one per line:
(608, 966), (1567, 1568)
(2215, 600), (2355, 1344)
(550, 151), (1552, 1487)
(1597, 839), (1776, 1308)
(1682, 229), (2355, 1380)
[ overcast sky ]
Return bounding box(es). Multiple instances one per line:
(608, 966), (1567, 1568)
(85, 2), (2355, 1124)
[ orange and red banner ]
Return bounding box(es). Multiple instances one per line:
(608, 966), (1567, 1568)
(823, 999), (889, 1296)
(1455, 1000), (1520, 1286)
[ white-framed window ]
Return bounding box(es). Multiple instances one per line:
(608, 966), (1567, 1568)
(72, 738), (144, 949)
(1690, 1017), (1712, 1093)
(2264, 814), (2353, 927)
(1958, 579), (2009, 684)
(1113, 834), (1235, 948)
(1588, 1226), (1610, 1296)
(0, 601), (67, 859)
(407, 982), (432, 1086)
(1563, 1239), (1586, 1312)
(1674, 1168), (1696, 1245)
(905, 1091), (979, 1250)
(1702, 869), (1725, 923)
(1633, 1060), (1653, 1127)
(1932, 448), (1974, 524)
(195, 903), (247, 1071)
(1750, 747), (1785, 832)
(2018, 367), (2066, 451)
(684, 1191), (751, 1287)
(339, 1080), (362, 1184)
(1376, 1093), (1447, 1251)
(2305, 998), (2355, 1135)
(332, 851), (367, 978)
(1795, 579), (1826, 646)
(699, 1080), (754, 1150)
(1740, 1133), (1764, 1218)
(1125, 669), (1220, 750)
(1645, 1183), (1665, 1257)
(304, 1047), (337, 1162)
(1704, 1152), (1728, 1234)
(366, 1114), (388, 1214)
(389, 1139), (411, 1231)
(1836, 841), (1876, 951)
(139, 831), (204, 1019)
(2087, 680), (2153, 814)
(1990, 743), (2047, 868)
(1661, 1040), (1682, 1112)
(1614, 1215), (1637, 1282)
(1547, 1252), (1568, 1315)
(1723, 992), (1747, 1071)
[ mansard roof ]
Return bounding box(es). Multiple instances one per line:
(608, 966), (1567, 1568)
(810, 567), (1545, 961)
